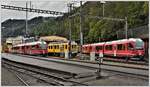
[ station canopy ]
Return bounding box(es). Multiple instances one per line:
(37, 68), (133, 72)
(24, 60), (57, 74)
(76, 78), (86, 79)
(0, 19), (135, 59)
(39, 36), (68, 43)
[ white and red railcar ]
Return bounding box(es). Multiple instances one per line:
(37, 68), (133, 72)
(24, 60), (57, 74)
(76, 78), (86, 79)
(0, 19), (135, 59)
(12, 41), (48, 55)
(82, 38), (145, 60)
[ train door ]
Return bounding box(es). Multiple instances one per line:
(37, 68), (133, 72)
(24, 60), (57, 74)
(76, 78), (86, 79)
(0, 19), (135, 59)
(113, 44), (117, 57)
(116, 44), (126, 57)
(22, 46), (25, 54)
(89, 46), (92, 53)
(104, 45), (113, 56)
(60, 44), (64, 53)
(127, 42), (134, 57)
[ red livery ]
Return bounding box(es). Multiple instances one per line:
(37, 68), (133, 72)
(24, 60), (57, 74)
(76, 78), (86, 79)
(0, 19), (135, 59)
(12, 41), (48, 56)
(82, 38), (145, 60)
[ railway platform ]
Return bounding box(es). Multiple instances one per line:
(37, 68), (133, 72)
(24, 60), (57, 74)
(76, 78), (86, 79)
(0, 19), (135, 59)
(2, 53), (96, 76)
(1, 53), (149, 86)
(2, 53), (148, 77)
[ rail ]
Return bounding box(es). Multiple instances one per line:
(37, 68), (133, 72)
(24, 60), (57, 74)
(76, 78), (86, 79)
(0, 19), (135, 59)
(2, 58), (88, 86)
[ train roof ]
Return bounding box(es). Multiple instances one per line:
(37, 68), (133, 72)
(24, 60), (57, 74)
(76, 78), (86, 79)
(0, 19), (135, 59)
(83, 38), (143, 46)
(13, 41), (46, 47)
(105, 38), (143, 44)
(48, 41), (77, 45)
(83, 42), (105, 46)
(91, 42), (105, 46)
(39, 36), (68, 42)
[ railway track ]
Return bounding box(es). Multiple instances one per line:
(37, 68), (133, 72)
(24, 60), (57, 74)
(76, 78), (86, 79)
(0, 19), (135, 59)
(2, 53), (148, 81)
(5, 67), (29, 86)
(2, 59), (88, 86)
(101, 57), (148, 65)
(22, 54), (148, 70)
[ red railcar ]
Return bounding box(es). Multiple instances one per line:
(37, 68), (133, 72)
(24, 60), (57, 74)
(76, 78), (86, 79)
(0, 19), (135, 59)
(82, 44), (92, 54)
(82, 38), (145, 60)
(12, 41), (48, 55)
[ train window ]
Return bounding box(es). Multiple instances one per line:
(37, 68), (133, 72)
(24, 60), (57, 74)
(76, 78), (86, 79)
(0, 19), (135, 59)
(117, 44), (125, 50)
(117, 44), (122, 50)
(110, 45), (112, 50)
(96, 46), (102, 51)
(105, 45), (112, 50)
(128, 43), (134, 50)
(85, 47), (87, 50)
(122, 45), (125, 50)
(32, 45), (36, 49)
(54, 45), (57, 49)
(57, 45), (59, 49)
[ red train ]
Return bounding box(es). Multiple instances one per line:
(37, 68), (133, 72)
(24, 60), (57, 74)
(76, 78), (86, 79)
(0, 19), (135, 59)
(10, 38), (145, 60)
(11, 41), (48, 56)
(82, 38), (145, 60)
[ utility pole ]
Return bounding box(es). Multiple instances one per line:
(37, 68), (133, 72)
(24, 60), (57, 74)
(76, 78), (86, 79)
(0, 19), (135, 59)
(25, 2), (28, 37)
(68, 3), (73, 59)
(125, 17), (128, 39)
(80, 1), (83, 59)
(11, 18), (13, 37)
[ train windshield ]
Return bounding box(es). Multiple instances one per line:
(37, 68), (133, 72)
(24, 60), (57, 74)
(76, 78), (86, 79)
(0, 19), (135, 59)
(40, 44), (47, 49)
(135, 39), (144, 49)
(40, 41), (47, 49)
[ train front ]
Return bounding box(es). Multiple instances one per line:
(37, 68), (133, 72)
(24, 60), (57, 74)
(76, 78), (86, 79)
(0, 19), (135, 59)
(132, 39), (145, 60)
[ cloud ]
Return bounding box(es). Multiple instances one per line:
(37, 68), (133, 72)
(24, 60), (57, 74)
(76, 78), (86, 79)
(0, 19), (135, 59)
(1, 1), (79, 22)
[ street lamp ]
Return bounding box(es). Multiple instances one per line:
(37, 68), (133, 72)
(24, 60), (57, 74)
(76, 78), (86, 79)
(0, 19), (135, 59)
(100, 1), (106, 17)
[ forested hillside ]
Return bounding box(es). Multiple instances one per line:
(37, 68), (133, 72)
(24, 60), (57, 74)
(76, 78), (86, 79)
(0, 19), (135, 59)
(1, 16), (55, 41)
(32, 1), (148, 44)
(2, 1), (148, 44)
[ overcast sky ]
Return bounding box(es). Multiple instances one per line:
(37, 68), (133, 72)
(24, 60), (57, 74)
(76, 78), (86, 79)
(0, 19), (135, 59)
(1, 1), (81, 22)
